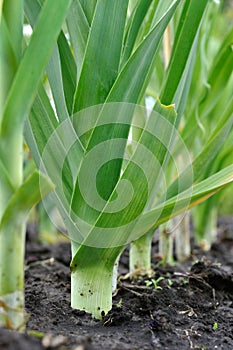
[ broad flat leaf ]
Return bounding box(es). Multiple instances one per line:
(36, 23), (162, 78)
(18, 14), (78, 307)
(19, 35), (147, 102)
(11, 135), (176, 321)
(24, 0), (69, 122)
(1, 0), (72, 136)
(151, 0), (179, 28)
(73, 0), (129, 112)
(107, 0), (180, 104)
(198, 27), (233, 118)
(25, 83), (82, 200)
(172, 33), (198, 124)
(25, 83), (58, 162)
(3, 0), (23, 62)
(0, 170), (54, 228)
(47, 45), (69, 122)
(160, 0), (208, 107)
(26, 104), (85, 242)
(66, 0), (89, 80)
(137, 163), (233, 235)
(24, 0), (77, 118)
(182, 26), (233, 141)
(79, 0), (97, 26)
(121, 0), (152, 66)
(57, 32), (77, 115)
(0, 15), (17, 117)
(25, 85), (84, 237)
(165, 98), (233, 200)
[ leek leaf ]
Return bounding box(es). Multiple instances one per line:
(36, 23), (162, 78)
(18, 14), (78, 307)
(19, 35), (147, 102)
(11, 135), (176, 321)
(73, 0), (129, 112)
(1, 0), (72, 136)
(0, 171), (54, 229)
(138, 164), (233, 235)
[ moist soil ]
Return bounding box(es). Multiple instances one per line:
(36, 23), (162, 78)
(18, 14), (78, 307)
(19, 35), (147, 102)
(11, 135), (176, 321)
(0, 217), (233, 350)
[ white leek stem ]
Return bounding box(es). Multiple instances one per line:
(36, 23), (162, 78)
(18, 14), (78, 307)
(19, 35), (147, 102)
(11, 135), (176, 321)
(112, 254), (120, 293)
(159, 224), (174, 266)
(71, 260), (113, 319)
(0, 222), (26, 330)
(130, 231), (154, 275)
(174, 212), (191, 261)
(70, 242), (122, 319)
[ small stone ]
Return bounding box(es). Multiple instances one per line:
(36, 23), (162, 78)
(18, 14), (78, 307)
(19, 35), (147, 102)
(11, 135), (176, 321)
(73, 346), (85, 350)
(42, 333), (68, 348)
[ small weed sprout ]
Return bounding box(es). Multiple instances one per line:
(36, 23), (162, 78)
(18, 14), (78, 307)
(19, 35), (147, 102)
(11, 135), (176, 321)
(182, 279), (189, 285)
(116, 299), (123, 308)
(167, 279), (173, 288)
(145, 277), (164, 290)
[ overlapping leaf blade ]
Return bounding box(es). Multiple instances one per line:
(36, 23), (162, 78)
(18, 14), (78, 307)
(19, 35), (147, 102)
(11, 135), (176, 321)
(160, 0), (208, 122)
(73, 0), (129, 112)
(66, 0), (89, 80)
(165, 98), (233, 200)
(137, 164), (233, 235)
(1, 0), (72, 136)
(0, 171), (54, 229)
(121, 0), (153, 66)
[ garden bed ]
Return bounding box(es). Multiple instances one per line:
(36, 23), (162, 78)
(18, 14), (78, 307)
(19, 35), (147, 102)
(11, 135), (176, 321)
(0, 217), (233, 350)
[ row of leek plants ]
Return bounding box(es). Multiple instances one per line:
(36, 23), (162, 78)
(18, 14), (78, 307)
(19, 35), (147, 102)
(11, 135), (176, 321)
(188, 2), (233, 249)
(130, 0), (233, 270)
(165, 1), (233, 261)
(23, 0), (233, 321)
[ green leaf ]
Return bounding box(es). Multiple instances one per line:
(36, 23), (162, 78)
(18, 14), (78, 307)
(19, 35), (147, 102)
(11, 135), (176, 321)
(0, 170), (54, 229)
(0, 14), (17, 118)
(73, 0), (129, 112)
(25, 0), (70, 122)
(1, 0), (72, 136)
(166, 98), (233, 199)
(66, 0), (89, 80)
(107, 0), (180, 103)
(160, 0), (208, 107)
(137, 163), (233, 235)
(150, 0), (177, 28)
(79, 0), (97, 26)
(0, 159), (14, 215)
(47, 45), (69, 121)
(0, 158), (14, 192)
(3, 0), (23, 62)
(199, 27), (233, 118)
(57, 32), (77, 115)
(182, 26), (233, 141)
(25, 83), (58, 162)
(25, 86), (84, 230)
(24, 0), (77, 118)
(121, 0), (152, 67)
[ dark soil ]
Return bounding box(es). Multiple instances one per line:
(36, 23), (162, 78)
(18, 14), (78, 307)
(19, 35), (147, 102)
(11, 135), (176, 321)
(0, 217), (233, 350)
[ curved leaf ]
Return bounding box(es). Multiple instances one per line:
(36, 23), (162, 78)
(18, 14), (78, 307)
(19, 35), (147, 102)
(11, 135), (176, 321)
(0, 170), (54, 229)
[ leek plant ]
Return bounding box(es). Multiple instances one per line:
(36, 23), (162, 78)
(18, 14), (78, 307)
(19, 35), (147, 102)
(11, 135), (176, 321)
(24, 0), (233, 320)
(0, 0), (71, 329)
